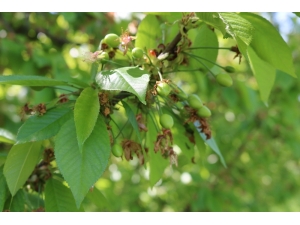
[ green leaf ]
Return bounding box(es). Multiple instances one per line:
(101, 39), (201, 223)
(247, 46), (276, 104)
(240, 12), (296, 78)
(294, 12), (300, 18)
(9, 189), (25, 212)
(0, 166), (9, 211)
(55, 115), (111, 208)
(84, 187), (112, 211)
(146, 113), (169, 187)
(197, 12), (253, 57)
(192, 125), (206, 153)
(90, 63), (100, 82)
(172, 122), (195, 160)
(0, 153), (7, 167)
(74, 87), (100, 152)
(190, 24), (219, 71)
(135, 15), (161, 50)
(194, 121), (226, 167)
(16, 106), (72, 144)
(24, 192), (44, 211)
(0, 75), (69, 86)
(218, 12), (254, 46)
(66, 77), (90, 88)
(122, 101), (142, 143)
(196, 12), (227, 35)
(45, 177), (81, 212)
(95, 67), (150, 104)
(3, 141), (42, 196)
(217, 12), (253, 56)
(0, 128), (15, 144)
(158, 12), (182, 45)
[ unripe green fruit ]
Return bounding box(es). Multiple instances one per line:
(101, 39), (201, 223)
(224, 66), (235, 73)
(187, 94), (203, 109)
(112, 143), (123, 157)
(104, 33), (120, 48)
(160, 114), (174, 129)
(197, 106), (211, 118)
(216, 73), (233, 87)
(99, 39), (110, 51)
(132, 47), (144, 59)
(157, 82), (172, 97)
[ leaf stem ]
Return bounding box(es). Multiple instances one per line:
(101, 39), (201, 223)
(163, 68), (205, 74)
(157, 68), (163, 81)
(148, 110), (160, 133)
(144, 53), (155, 67)
(183, 51), (226, 70)
(110, 116), (125, 140)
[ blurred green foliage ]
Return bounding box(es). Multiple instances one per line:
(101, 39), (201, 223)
(1, 12), (300, 212)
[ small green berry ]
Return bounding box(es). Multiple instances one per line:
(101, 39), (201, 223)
(188, 94), (203, 109)
(197, 106), (211, 118)
(224, 66), (235, 73)
(112, 143), (123, 157)
(160, 114), (174, 129)
(157, 82), (172, 97)
(216, 73), (233, 87)
(104, 33), (120, 48)
(132, 47), (144, 59)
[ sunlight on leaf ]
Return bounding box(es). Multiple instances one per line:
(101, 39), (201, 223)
(247, 46), (276, 105)
(135, 15), (161, 50)
(95, 67), (150, 104)
(74, 87), (100, 152)
(0, 128), (15, 144)
(240, 12), (296, 78)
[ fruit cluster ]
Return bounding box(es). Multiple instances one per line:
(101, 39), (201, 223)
(83, 24), (236, 167)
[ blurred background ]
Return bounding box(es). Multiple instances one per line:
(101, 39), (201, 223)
(0, 12), (300, 211)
